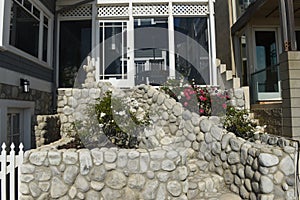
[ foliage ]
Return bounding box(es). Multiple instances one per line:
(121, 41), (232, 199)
(223, 106), (256, 139)
(94, 91), (150, 148)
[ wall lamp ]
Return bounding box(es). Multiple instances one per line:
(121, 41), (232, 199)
(20, 78), (30, 93)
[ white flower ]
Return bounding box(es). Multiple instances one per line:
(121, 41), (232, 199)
(100, 113), (106, 118)
(118, 110), (126, 116)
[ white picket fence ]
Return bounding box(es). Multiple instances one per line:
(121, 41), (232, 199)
(0, 143), (24, 200)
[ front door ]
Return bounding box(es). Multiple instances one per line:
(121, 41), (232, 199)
(99, 21), (134, 87)
(7, 108), (24, 150)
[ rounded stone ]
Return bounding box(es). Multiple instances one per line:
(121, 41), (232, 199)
(228, 152), (240, 164)
(63, 165), (79, 185)
(104, 150), (117, 163)
(279, 156), (294, 176)
(75, 175), (90, 192)
(128, 174), (146, 189)
(162, 160), (176, 171)
(105, 171), (127, 190)
(29, 151), (47, 166)
(200, 119), (213, 133)
(258, 153), (279, 167)
(167, 180), (182, 197)
(260, 176), (274, 194)
(50, 177), (69, 198)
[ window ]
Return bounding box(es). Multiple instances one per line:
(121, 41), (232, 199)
(9, 0), (52, 64)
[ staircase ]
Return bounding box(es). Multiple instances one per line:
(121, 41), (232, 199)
(216, 59), (240, 90)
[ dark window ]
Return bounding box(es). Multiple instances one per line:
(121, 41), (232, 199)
(9, 0), (51, 63)
(10, 1), (39, 57)
(59, 20), (92, 88)
(174, 17), (209, 85)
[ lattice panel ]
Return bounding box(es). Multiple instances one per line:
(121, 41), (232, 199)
(133, 4), (169, 16)
(172, 3), (209, 15)
(60, 5), (92, 17)
(98, 5), (129, 18)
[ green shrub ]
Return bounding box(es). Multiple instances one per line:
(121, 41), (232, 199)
(94, 91), (150, 148)
(223, 106), (256, 139)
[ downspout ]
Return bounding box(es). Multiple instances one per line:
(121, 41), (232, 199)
(209, 0), (217, 86)
(52, 12), (58, 113)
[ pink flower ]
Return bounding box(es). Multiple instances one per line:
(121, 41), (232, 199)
(199, 96), (207, 101)
(199, 109), (204, 113)
(184, 102), (188, 107)
(222, 103), (227, 109)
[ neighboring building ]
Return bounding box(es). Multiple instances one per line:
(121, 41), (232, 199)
(0, 0), (55, 149)
(216, 0), (300, 139)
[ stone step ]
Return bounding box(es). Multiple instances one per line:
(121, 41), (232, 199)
(186, 172), (241, 200)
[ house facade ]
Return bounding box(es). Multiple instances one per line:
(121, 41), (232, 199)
(0, 0), (55, 149)
(0, 0), (219, 148)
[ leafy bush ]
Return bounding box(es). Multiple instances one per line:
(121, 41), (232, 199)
(223, 106), (256, 139)
(94, 91), (150, 148)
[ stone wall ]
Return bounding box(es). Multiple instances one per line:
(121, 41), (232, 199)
(21, 115), (298, 200)
(35, 115), (61, 147)
(251, 104), (283, 136)
(26, 59), (298, 199)
(197, 119), (297, 199)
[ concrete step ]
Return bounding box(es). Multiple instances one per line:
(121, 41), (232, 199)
(186, 171), (241, 200)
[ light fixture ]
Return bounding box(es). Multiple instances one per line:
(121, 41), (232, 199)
(20, 78), (30, 93)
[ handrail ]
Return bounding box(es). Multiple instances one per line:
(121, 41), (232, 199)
(251, 63), (280, 76)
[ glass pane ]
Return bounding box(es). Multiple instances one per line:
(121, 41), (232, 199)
(100, 22), (127, 80)
(134, 18), (169, 85)
(255, 31), (277, 71)
(59, 20), (92, 87)
(44, 16), (48, 26)
(43, 26), (48, 62)
(23, 0), (32, 11)
(9, 1), (39, 57)
(174, 17), (209, 85)
(33, 6), (40, 18)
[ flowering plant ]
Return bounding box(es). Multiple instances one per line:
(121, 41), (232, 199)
(161, 78), (229, 116)
(94, 91), (150, 148)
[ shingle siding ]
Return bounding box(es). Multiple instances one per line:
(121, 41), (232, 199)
(0, 51), (53, 82)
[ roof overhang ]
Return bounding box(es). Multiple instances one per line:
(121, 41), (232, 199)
(231, 0), (300, 35)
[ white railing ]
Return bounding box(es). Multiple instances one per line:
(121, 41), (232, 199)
(0, 143), (24, 200)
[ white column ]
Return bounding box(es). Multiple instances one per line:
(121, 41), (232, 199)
(127, 2), (135, 86)
(209, 0), (217, 85)
(168, 2), (176, 79)
(93, 3), (100, 82)
(0, 0), (5, 47)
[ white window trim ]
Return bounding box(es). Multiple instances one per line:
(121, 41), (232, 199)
(251, 27), (282, 101)
(0, 99), (34, 150)
(2, 0), (54, 69)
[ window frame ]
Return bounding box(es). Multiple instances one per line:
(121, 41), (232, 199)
(2, 0), (54, 68)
